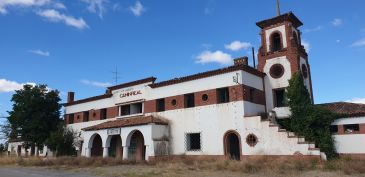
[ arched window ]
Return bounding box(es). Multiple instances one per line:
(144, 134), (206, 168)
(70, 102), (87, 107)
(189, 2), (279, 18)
(271, 32), (282, 52)
(292, 31), (299, 46)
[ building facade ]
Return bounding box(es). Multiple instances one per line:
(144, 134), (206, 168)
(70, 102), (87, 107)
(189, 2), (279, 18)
(61, 12), (365, 161)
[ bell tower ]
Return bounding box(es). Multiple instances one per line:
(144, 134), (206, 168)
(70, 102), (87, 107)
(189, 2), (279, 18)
(256, 10), (314, 113)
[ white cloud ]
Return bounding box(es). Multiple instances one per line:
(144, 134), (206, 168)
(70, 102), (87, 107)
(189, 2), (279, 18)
(28, 49), (50, 57)
(225, 41), (252, 51)
(331, 18), (343, 27)
(336, 39), (341, 43)
(53, 2), (66, 9)
(0, 0), (51, 14)
(347, 98), (365, 104)
(81, 80), (112, 88)
(129, 1), (145, 17)
(81, 0), (107, 18)
(195, 50), (232, 65)
(0, 79), (36, 93)
(304, 26), (323, 33)
(351, 38), (365, 47)
(302, 40), (310, 53)
(37, 9), (89, 30)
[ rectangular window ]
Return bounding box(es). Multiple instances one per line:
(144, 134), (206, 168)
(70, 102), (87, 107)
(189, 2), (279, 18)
(156, 98), (165, 112)
(184, 93), (195, 108)
(69, 114), (74, 124)
(100, 108), (107, 120)
(83, 111), (89, 122)
(217, 87), (230, 103)
(344, 124), (360, 133)
(120, 105), (130, 116)
(274, 89), (286, 107)
(330, 125), (338, 133)
(119, 102), (143, 117)
(249, 88), (255, 102)
(186, 133), (201, 151)
(130, 102), (143, 115)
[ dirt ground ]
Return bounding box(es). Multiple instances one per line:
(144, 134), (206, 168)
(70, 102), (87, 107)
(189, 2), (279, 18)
(72, 164), (365, 177)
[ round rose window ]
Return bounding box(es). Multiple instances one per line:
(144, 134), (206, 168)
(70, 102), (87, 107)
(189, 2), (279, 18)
(269, 64), (284, 79)
(246, 134), (258, 147)
(302, 64), (308, 78)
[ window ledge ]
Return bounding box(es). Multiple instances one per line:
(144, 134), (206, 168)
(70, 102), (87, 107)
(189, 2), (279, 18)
(116, 113), (144, 119)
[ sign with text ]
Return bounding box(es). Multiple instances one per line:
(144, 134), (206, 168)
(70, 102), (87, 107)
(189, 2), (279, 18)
(107, 128), (120, 135)
(113, 86), (146, 104)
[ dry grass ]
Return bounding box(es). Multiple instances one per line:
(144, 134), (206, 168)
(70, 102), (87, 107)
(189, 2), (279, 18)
(1, 156), (365, 176)
(0, 156), (142, 167)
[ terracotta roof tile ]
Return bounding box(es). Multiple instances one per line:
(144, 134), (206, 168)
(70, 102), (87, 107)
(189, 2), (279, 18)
(82, 116), (168, 131)
(107, 77), (157, 91)
(318, 102), (365, 118)
(256, 12), (303, 29)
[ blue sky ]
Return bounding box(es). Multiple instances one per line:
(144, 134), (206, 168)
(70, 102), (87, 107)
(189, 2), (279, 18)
(1, 0), (365, 119)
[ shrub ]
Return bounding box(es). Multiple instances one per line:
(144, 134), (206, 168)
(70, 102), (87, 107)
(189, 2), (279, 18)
(280, 72), (338, 159)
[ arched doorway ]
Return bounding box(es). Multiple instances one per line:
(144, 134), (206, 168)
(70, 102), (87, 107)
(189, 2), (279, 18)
(108, 135), (123, 158)
(91, 134), (103, 157)
(224, 131), (241, 160)
(128, 131), (145, 161)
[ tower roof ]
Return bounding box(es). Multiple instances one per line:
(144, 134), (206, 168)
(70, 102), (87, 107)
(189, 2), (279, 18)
(256, 12), (303, 29)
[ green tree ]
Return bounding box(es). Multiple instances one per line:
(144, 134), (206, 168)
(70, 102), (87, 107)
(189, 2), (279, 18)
(0, 143), (5, 152)
(7, 84), (61, 155)
(281, 72), (338, 159)
(46, 123), (77, 156)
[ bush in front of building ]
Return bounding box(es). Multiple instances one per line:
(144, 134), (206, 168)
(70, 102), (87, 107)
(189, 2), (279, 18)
(280, 72), (338, 159)
(46, 123), (77, 156)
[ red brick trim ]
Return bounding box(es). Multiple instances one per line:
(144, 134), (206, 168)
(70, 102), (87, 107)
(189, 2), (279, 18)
(144, 84), (265, 114)
(334, 123), (365, 135)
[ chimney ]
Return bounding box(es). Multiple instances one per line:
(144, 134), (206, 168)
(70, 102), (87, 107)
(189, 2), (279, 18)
(67, 92), (74, 103)
(234, 56), (249, 66)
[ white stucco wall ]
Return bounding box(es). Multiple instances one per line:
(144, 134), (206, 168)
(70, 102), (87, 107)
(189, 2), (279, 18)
(7, 142), (49, 157)
(332, 117), (365, 154)
(263, 57), (292, 111)
(300, 57), (312, 96)
(265, 25), (287, 52)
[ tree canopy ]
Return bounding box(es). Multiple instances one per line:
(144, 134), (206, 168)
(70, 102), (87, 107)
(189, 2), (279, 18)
(7, 84), (62, 149)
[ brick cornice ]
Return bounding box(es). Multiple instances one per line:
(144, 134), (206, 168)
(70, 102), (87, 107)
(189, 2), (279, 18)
(108, 77), (157, 91)
(150, 64), (265, 88)
(256, 12), (303, 29)
(63, 94), (113, 106)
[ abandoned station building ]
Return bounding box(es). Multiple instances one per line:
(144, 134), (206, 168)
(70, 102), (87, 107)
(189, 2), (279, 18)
(61, 12), (365, 161)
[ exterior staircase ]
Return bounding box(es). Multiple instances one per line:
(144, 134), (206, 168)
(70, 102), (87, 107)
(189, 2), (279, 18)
(244, 116), (326, 160)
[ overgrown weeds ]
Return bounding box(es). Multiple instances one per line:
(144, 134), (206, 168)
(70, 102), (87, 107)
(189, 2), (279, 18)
(1, 155), (365, 175)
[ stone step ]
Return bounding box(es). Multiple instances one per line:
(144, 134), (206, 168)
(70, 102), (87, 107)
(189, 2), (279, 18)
(298, 137), (305, 143)
(308, 144), (316, 148)
(287, 132), (295, 137)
